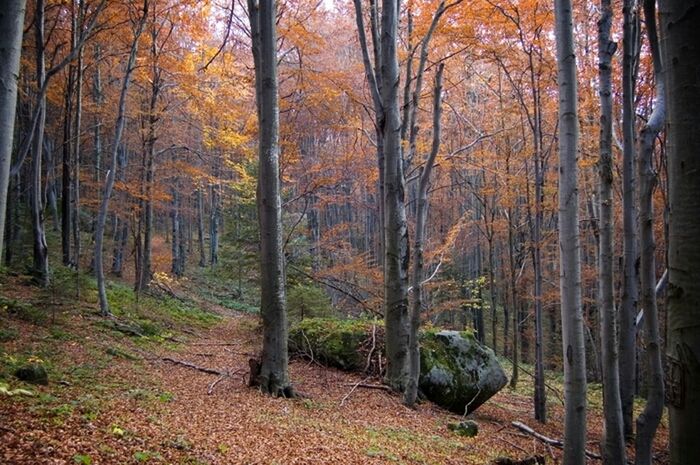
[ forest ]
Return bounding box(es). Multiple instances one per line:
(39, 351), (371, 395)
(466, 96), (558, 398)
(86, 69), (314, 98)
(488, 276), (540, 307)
(0, 0), (698, 464)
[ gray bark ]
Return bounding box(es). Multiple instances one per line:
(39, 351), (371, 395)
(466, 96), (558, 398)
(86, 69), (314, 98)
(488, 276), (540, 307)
(554, 0), (587, 463)
(635, 2), (665, 464)
(31, 0), (50, 286)
(0, 0), (26, 264)
(620, 0), (640, 439)
(352, 0), (385, 267)
(597, 1), (626, 462)
(404, 64), (443, 407)
(249, 0), (292, 396)
(95, 1), (148, 316)
(381, 0), (410, 392)
(661, 1), (700, 464)
(196, 188), (206, 267)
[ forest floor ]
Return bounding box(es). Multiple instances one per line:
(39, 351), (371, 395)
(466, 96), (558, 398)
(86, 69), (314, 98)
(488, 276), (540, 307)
(0, 269), (669, 465)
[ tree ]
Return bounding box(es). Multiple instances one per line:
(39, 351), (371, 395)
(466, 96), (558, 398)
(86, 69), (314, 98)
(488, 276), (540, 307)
(94, 0), (149, 316)
(596, 0), (626, 463)
(380, 0), (410, 392)
(634, 2), (665, 464)
(405, 63), (444, 407)
(0, 0), (26, 265)
(554, 0), (586, 463)
(619, 0), (640, 438)
(248, 0), (293, 396)
(661, 0), (700, 463)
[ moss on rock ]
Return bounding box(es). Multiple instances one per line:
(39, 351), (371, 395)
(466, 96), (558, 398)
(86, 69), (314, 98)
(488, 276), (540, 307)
(289, 319), (507, 414)
(289, 318), (381, 371)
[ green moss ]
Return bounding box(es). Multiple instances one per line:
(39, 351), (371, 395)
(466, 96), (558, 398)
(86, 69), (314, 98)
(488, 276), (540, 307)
(289, 318), (380, 370)
(0, 327), (18, 342)
(0, 296), (46, 325)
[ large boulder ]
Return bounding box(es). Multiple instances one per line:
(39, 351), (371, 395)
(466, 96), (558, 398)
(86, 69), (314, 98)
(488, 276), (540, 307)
(289, 319), (507, 413)
(419, 330), (507, 414)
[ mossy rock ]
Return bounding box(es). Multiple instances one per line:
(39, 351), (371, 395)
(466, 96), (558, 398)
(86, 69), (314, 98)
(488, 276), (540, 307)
(419, 330), (507, 414)
(289, 318), (379, 371)
(448, 419), (479, 437)
(288, 319), (507, 414)
(14, 363), (49, 385)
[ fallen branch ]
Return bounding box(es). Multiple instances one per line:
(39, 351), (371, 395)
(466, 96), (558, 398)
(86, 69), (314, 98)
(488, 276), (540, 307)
(188, 342), (239, 346)
(340, 376), (370, 406)
(342, 382), (392, 392)
(208, 375), (228, 395)
(208, 368), (247, 394)
(161, 357), (225, 376)
(511, 421), (601, 460)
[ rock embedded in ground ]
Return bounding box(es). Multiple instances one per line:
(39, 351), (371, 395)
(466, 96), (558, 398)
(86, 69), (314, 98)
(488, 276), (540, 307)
(448, 419), (479, 437)
(289, 319), (508, 414)
(14, 363), (49, 385)
(419, 330), (508, 414)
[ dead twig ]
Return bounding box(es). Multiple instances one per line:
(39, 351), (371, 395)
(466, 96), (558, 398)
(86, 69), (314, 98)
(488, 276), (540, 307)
(511, 421), (601, 461)
(161, 357), (225, 376)
(340, 376), (370, 406)
(208, 368), (246, 394)
(208, 375), (228, 395)
(341, 382), (392, 392)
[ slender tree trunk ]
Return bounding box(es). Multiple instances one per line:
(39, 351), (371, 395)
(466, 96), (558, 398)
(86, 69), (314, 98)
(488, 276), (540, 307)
(635, 3), (665, 463)
(661, 2), (700, 463)
(488, 236), (498, 353)
(620, 0), (640, 438)
(196, 188), (206, 267)
(554, 0), (587, 463)
(248, 0), (292, 396)
(31, 0), (50, 287)
(94, 1), (148, 316)
(597, 2), (626, 462)
(508, 208), (519, 388)
(0, 0), (27, 264)
(405, 64), (443, 407)
(209, 179), (219, 266)
(72, 12), (84, 271)
(62, 60), (74, 265)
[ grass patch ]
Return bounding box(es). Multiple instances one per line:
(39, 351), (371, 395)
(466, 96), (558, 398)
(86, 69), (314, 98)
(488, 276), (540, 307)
(0, 326), (18, 342)
(0, 296), (47, 325)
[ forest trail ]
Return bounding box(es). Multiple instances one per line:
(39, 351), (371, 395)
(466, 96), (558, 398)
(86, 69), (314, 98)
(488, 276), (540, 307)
(0, 276), (668, 464)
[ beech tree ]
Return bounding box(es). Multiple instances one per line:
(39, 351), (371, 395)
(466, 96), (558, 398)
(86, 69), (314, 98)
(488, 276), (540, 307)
(662, 0), (700, 463)
(0, 0), (26, 264)
(596, 0), (625, 463)
(405, 63), (444, 407)
(94, 0), (149, 315)
(248, 0), (293, 396)
(619, 0), (640, 438)
(554, 0), (586, 463)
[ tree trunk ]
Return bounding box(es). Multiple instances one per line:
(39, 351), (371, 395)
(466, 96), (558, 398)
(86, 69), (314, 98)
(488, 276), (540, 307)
(554, 0), (587, 463)
(380, 0), (410, 392)
(72, 11), (84, 270)
(94, 1), (147, 316)
(620, 0), (640, 439)
(196, 188), (206, 267)
(635, 3), (665, 464)
(405, 64), (443, 407)
(662, 2), (700, 463)
(248, 0), (292, 396)
(31, 0), (50, 287)
(0, 0), (26, 265)
(597, 1), (626, 463)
